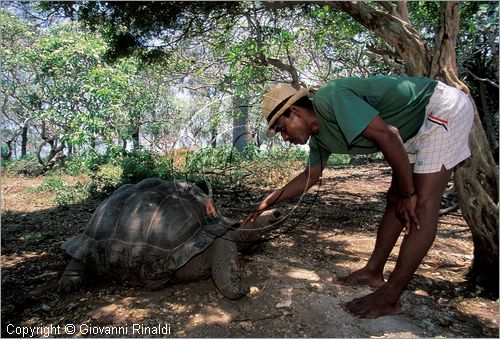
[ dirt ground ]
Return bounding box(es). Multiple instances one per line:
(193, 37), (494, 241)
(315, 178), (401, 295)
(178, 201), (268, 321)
(1, 163), (498, 338)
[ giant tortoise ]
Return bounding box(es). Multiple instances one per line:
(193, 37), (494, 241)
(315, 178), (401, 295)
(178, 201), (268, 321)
(58, 178), (285, 299)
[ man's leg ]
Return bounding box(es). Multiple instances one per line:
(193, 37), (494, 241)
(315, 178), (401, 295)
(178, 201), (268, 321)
(332, 174), (404, 288)
(343, 166), (453, 318)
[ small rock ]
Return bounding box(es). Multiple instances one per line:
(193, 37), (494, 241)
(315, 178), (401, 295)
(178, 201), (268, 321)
(414, 289), (429, 297)
(239, 321), (254, 332)
(248, 286), (260, 297)
(437, 297), (447, 305)
(309, 282), (321, 289)
(41, 304), (51, 311)
(276, 299), (292, 309)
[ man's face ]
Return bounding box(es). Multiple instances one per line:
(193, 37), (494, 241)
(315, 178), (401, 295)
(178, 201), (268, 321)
(272, 105), (311, 145)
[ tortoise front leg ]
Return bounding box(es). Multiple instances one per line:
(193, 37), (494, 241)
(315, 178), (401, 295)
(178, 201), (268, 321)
(211, 238), (249, 299)
(58, 259), (86, 293)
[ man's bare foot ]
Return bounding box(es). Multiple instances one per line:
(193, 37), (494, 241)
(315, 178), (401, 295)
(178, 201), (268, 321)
(332, 267), (385, 288)
(342, 288), (402, 319)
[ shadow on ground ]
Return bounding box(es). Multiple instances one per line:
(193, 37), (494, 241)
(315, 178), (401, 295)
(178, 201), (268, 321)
(1, 164), (498, 337)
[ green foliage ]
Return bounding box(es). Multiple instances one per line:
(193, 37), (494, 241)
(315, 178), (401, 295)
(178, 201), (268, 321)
(120, 150), (161, 183)
(32, 176), (91, 207)
(3, 2), (498, 183)
(59, 154), (92, 176)
(327, 154), (351, 167)
(2, 154), (44, 176)
(184, 146), (232, 173)
(36, 177), (64, 191)
(87, 149), (176, 194)
(90, 163), (124, 194)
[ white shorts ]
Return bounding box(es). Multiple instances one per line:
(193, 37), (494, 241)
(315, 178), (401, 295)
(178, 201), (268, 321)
(404, 81), (474, 174)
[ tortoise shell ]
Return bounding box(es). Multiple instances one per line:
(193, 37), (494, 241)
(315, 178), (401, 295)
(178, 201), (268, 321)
(61, 178), (235, 283)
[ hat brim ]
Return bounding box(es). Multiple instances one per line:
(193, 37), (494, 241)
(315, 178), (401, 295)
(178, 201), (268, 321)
(266, 88), (308, 137)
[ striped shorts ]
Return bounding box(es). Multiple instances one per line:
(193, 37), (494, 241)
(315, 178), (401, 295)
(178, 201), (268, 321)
(404, 81), (474, 174)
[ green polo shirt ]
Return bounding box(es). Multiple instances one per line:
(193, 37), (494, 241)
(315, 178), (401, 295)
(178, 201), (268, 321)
(309, 76), (438, 167)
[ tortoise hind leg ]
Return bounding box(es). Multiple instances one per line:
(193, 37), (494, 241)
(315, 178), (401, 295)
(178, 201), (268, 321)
(211, 238), (249, 300)
(58, 259), (86, 293)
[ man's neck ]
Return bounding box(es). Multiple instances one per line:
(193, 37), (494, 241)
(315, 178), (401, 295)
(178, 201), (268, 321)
(308, 109), (320, 135)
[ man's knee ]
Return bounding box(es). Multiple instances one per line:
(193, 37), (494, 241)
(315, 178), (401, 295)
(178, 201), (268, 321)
(415, 194), (441, 221)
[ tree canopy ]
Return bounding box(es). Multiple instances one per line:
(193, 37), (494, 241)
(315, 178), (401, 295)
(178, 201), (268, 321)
(1, 1), (498, 295)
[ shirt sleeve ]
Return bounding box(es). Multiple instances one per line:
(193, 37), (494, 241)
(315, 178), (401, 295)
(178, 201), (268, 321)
(308, 137), (331, 167)
(331, 90), (380, 144)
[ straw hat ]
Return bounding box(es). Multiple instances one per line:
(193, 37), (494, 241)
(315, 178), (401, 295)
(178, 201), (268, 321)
(262, 83), (309, 137)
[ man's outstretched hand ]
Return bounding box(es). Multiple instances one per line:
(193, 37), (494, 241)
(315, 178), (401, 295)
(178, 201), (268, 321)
(241, 201), (269, 226)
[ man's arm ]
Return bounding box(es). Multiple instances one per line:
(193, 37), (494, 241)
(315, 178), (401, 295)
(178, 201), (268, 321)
(242, 160), (327, 225)
(361, 115), (420, 232)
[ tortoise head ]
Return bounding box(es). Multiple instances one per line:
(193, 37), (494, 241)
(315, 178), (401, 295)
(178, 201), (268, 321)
(252, 209), (285, 229)
(231, 209), (286, 248)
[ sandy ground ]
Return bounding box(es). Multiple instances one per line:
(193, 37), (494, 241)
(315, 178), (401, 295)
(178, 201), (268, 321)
(1, 163), (498, 337)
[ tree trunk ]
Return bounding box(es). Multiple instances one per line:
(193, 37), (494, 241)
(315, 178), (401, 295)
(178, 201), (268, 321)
(211, 126), (217, 148)
(37, 137), (66, 172)
(478, 78), (498, 152)
(21, 125), (28, 157)
(131, 126), (140, 150)
(430, 1), (499, 296)
(232, 96), (250, 152)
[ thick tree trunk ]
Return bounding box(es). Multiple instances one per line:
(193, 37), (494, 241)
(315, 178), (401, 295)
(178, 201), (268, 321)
(478, 79), (498, 152)
(431, 1), (498, 296)
(232, 96), (250, 152)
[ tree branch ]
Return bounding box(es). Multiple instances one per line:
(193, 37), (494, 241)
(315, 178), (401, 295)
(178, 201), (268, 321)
(465, 69), (499, 88)
(327, 1), (431, 76)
